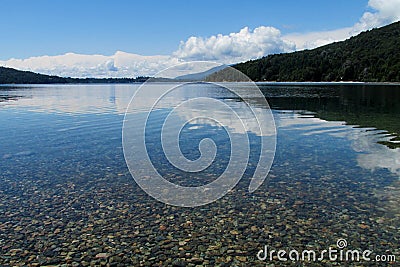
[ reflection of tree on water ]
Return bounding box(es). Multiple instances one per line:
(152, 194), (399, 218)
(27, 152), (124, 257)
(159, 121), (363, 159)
(256, 84), (400, 149)
(0, 95), (23, 102)
(0, 86), (28, 103)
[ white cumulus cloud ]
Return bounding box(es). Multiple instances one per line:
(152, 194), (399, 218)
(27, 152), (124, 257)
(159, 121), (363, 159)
(352, 0), (400, 33)
(174, 26), (295, 63)
(285, 0), (400, 50)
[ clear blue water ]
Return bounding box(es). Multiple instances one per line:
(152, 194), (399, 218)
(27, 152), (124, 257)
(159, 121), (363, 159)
(0, 83), (399, 266)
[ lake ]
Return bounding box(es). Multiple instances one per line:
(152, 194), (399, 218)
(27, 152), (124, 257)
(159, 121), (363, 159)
(0, 83), (399, 266)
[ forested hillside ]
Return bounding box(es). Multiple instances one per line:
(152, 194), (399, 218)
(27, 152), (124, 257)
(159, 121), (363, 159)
(208, 21), (400, 82)
(0, 67), (149, 84)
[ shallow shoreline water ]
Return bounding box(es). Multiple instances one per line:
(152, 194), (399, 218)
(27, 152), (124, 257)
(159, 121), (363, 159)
(0, 83), (399, 266)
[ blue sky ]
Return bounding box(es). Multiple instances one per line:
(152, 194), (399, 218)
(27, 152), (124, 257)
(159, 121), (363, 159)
(1, 0), (368, 59)
(1, 0), (399, 77)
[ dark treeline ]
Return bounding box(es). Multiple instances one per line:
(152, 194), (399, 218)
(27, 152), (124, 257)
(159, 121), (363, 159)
(208, 21), (400, 82)
(0, 67), (150, 84)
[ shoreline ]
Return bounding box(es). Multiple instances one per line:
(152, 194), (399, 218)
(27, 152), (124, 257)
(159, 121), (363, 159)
(1, 81), (400, 86)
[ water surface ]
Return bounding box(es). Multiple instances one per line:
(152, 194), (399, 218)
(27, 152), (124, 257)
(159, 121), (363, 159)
(0, 83), (399, 266)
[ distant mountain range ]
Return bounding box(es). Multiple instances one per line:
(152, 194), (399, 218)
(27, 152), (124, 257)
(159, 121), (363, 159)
(175, 65), (226, 81)
(207, 21), (400, 82)
(1, 21), (399, 84)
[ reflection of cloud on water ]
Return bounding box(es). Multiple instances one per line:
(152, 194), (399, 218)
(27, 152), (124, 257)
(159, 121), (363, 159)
(350, 132), (400, 176)
(276, 111), (400, 178)
(170, 101), (275, 137)
(5, 84), (274, 138)
(1, 84), (190, 115)
(123, 83), (275, 137)
(1, 85), (138, 115)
